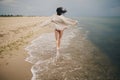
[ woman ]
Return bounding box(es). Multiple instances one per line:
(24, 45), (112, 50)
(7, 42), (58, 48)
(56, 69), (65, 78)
(40, 7), (78, 50)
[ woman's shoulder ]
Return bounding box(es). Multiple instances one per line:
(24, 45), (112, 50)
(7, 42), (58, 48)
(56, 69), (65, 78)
(51, 14), (67, 21)
(50, 14), (58, 19)
(59, 15), (67, 20)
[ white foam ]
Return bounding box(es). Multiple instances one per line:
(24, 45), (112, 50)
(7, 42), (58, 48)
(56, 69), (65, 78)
(24, 27), (80, 80)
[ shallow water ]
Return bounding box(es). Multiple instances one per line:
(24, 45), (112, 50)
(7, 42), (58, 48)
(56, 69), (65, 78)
(25, 25), (118, 80)
(77, 17), (120, 76)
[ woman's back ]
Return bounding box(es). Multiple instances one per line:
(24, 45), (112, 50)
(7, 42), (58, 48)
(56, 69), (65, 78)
(51, 14), (65, 24)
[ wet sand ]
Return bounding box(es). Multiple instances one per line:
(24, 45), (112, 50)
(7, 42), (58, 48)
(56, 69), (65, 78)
(25, 27), (117, 80)
(0, 17), (118, 80)
(0, 17), (53, 80)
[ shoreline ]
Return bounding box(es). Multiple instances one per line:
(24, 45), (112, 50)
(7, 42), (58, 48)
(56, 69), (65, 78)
(0, 17), (53, 80)
(0, 17), (118, 80)
(25, 27), (117, 80)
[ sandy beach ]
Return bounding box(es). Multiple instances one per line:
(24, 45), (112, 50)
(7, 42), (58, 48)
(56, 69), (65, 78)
(0, 17), (118, 80)
(0, 17), (53, 80)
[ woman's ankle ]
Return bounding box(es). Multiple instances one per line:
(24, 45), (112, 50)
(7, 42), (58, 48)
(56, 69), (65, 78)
(56, 46), (60, 49)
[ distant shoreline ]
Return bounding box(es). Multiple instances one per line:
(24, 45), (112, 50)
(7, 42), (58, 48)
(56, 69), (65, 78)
(0, 15), (23, 17)
(0, 15), (43, 17)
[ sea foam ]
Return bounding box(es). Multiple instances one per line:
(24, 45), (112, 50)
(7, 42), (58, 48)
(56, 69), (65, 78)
(25, 27), (81, 80)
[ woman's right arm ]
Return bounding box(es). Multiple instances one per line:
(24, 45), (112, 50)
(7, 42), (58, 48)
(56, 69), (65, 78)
(61, 16), (78, 26)
(66, 18), (78, 25)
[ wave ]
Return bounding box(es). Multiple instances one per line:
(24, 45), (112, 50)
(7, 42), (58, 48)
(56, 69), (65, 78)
(25, 27), (82, 80)
(25, 26), (115, 80)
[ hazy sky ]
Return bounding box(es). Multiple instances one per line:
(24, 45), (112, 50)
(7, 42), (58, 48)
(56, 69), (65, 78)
(0, 0), (120, 16)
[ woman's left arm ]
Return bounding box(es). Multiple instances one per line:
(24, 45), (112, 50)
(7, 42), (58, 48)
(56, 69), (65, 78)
(39, 17), (52, 27)
(39, 14), (56, 27)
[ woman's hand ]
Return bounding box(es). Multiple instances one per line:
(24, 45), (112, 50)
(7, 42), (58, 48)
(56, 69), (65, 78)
(73, 20), (78, 26)
(75, 20), (78, 25)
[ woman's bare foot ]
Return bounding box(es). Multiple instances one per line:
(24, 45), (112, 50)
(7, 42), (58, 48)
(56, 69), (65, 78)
(55, 50), (60, 62)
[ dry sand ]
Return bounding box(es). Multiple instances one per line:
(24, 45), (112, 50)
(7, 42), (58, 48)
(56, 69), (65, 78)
(0, 17), (117, 80)
(0, 17), (53, 80)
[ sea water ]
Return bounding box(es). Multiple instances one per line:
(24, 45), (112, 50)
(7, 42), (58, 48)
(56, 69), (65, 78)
(78, 16), (120, 71)
(25, 17), (120, 80)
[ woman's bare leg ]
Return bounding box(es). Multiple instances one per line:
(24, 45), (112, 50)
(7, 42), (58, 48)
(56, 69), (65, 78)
(55, 29), (58, 41)
(55, 29), (59, 49)
(55, 29), (64, 49)
(58, 30), (63, 49)
(54, 30), (64, 60)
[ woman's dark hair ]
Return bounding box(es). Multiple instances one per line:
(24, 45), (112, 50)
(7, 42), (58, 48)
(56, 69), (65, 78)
(56, 7), (67, 15)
